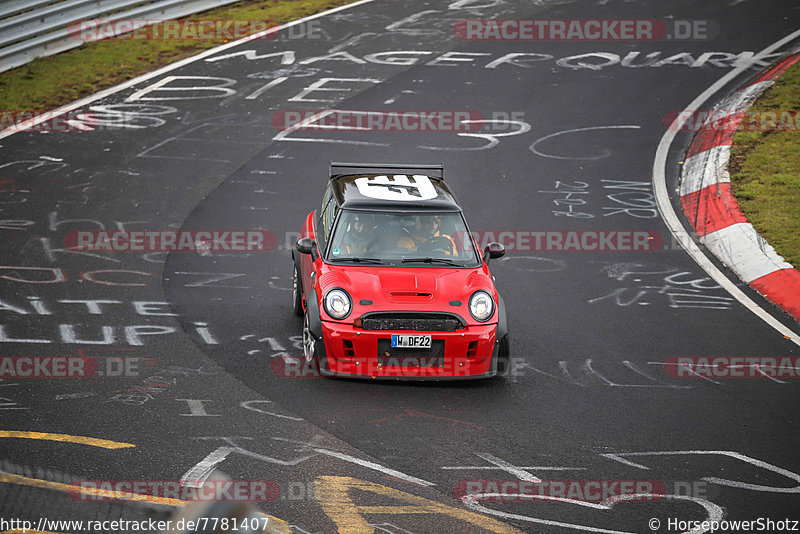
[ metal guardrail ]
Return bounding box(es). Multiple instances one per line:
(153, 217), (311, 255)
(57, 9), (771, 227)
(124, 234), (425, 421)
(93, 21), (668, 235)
(0, 0), (244, 74)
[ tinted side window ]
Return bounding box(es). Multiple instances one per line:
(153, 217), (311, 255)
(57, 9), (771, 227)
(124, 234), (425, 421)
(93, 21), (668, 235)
(315, 185), (333, 250)
(323, 200), (338, 244)
(320, 184), (332, 217)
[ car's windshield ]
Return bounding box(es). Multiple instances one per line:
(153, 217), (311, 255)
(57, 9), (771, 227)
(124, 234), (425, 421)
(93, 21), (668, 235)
(326, 210), (481, 266)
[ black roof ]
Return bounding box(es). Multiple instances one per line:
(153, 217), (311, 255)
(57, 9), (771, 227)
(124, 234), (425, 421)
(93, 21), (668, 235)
(330, 174), (462, 212)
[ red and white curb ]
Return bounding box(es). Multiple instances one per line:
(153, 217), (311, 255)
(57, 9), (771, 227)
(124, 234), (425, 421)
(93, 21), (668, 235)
(679, 52), (800, 321)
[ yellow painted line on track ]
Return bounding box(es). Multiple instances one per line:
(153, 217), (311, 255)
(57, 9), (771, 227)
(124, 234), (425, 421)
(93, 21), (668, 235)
(317, 476), (526, 534)
(0, 471), (183, 506)
(0, 431), (135, 449)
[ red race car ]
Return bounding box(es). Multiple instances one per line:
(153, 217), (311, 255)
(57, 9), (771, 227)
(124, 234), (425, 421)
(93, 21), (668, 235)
(291, 162), (509, 379)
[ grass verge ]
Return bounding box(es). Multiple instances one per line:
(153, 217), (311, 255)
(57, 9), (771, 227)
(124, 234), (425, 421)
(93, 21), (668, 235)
(729, 61), (800, 267)
(0, 0), (360, 112)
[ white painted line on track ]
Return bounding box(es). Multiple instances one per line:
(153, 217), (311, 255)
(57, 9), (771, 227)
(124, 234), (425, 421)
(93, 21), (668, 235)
(313, 449), (436, 487)
(653, 29), (800, 346)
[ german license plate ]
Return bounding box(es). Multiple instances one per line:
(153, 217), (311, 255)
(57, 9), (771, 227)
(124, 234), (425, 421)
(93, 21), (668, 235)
(391, 334), (431, 348)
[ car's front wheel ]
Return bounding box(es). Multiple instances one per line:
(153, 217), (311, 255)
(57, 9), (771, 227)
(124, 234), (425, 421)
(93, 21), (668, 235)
(302, 310), (328, 375)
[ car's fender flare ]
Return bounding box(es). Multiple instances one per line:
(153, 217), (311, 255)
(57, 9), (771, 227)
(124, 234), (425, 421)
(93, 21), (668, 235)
(495, 294), (508, 341)
(307, 289), (324, 340)
(488, 295), (510, 377)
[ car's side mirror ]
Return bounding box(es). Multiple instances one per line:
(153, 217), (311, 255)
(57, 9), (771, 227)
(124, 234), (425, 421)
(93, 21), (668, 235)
(295, 238), (318, 261)
(483, 242), (505, 262)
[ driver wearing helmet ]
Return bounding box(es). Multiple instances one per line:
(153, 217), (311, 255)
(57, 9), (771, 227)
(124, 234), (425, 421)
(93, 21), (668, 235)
(397, 215), (457, 255)
(342, 214), (375, 254)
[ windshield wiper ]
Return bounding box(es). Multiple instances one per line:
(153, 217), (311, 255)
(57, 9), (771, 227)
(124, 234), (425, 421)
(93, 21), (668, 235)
(329, 257), (383, 264)
(402, 257), (461, 266)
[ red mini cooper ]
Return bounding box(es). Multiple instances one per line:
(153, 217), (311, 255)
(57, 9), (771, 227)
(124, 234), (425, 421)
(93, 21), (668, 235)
(291, 162), (509, 379)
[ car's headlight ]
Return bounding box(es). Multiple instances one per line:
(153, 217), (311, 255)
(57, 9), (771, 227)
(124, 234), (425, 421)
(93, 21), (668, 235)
(469, 290), (494, 322)
(324, 288), (352, 320)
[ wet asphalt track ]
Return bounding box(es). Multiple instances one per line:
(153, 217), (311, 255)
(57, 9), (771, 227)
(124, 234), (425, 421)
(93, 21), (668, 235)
(2, 1), (800, 532)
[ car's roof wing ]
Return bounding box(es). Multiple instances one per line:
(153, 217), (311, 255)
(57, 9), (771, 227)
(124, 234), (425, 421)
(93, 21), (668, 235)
(329, 162), (444, 180)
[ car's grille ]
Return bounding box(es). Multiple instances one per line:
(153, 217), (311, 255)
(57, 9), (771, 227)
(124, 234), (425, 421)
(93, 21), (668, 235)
(377, 339), (445, 366)
(360, 313), (464, 332)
